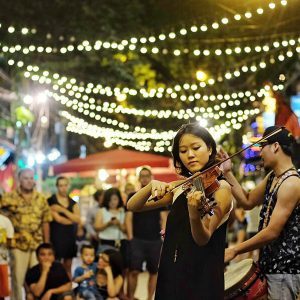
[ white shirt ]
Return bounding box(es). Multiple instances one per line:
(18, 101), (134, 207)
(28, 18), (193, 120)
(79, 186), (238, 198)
(0, 214), (14, 264)
(98, 208), (126, 241)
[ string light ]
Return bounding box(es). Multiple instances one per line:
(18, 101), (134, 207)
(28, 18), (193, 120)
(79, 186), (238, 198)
(62, 107), (260, 152)
(2, 34), (298, 58)
(22, 67), (262, 111)
(0, 0), (288, 49)
(47, 90), (258, 121)
(15, 44), (295, 104)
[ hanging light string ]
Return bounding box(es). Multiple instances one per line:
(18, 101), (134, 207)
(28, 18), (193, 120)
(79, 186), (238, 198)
(61, 107), (260, 153)
(10, 42), (295, 99)
(1, 33), (298, 57)
(0, 1), (288, 52)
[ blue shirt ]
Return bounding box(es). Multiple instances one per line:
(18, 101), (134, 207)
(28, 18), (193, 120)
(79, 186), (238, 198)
(74, 262), (97, 292)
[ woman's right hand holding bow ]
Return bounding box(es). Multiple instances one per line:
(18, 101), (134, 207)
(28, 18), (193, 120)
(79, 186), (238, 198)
(151, 180), (170, 199)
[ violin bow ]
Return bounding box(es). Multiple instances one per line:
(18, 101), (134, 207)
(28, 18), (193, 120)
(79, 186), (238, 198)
(148, 126), (283, 201)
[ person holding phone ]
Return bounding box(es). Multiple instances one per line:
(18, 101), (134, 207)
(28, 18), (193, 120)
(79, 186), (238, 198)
(94, 188), (127, 255)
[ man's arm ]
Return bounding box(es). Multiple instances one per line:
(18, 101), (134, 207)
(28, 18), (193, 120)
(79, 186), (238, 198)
(224, 170), (268, 210)
(42, 282), (72, 299)
(225, 176), (300, 261)
(42, 222), (50, 243)
(219, 148), (268, 209)
(28, 263), (51, 297)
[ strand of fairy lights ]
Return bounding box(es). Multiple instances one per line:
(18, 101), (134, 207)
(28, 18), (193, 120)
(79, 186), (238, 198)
(1, 34), (298, 58)
(62, 107), (260, 152)
(16, 64), (264, 105)
(16, 61), (285, 122)
(0, 1), (288, 52)
(47, 90), (258, 121)
(10, 37), (288, 94)
(22, 67), (258, 102)
(16, 44), (297, 99)
(48, 89), (260, 132)
(20, 66), (263, 120)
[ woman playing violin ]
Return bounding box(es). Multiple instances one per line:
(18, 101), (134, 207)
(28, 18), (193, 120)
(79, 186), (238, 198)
(127, 123), (233, 300)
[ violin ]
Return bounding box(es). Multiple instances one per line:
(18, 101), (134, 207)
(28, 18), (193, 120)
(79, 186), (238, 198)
(148, 126), (283, 217)
(182, 166), (222, 218)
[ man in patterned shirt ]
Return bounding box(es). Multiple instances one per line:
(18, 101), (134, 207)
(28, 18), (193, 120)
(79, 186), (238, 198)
(221, 126), (300, 299)
(0, 168), (52, 300)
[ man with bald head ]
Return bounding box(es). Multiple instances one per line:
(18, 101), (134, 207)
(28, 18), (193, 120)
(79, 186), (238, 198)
(0, 168), (52, 300)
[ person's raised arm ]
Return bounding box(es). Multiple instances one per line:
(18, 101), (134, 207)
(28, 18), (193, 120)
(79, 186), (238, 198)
(127, 179), (184, 212)
(105, 266), (123, 297)
(28, 262), (51, 297)
(225, 175), (300, 262)
(219, 148), (268, 210)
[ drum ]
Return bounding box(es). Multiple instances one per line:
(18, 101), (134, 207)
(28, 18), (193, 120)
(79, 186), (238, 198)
(224, 259), (268, 300)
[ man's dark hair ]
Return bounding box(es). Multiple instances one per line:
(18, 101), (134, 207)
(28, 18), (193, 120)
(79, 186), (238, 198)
(261, 126), (295, 157)
(138, 166), (152, 177)
(80, 244), (94, 254)
(36, 243), (54, 256)
(56, 176), (69, 187)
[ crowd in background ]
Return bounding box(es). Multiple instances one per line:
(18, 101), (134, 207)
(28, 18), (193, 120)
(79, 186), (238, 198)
(0, 166), (261, 300)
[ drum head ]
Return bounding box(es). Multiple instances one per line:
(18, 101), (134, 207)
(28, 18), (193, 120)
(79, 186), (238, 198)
(225, 259), (254, 290)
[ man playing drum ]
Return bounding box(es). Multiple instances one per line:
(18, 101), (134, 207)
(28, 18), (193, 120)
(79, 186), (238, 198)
(220, 126), (300, 299)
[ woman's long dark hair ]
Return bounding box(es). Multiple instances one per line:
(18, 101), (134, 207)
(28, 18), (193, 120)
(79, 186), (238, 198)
(102, 188), (124, 210)
(103, 249), (124, 277)
(171, 123), (217, 177)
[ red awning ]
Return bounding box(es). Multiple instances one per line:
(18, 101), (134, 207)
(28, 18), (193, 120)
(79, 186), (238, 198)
(53, 149), (172, 175)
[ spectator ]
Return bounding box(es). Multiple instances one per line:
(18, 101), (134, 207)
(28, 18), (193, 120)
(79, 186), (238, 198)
(0, 210), (14, 300)
(126, 167), (168, 300)
(73, 244), (100, 300)
(96, 249), (124, 299)
(0, 168), (52, 300)
(25, 243), (73, 300)
(123, 183), (135, 203)
(86, 189), (104, 252)
(48, 176), (81, 278)
(94, 188), (127, 254)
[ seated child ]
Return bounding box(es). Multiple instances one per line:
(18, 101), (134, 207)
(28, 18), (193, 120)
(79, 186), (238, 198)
(73, 245), (101, 300)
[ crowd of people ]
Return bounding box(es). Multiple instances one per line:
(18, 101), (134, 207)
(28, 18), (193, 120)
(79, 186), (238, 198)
(0, 123), (299, 300)
(0, 164), (167, 300)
